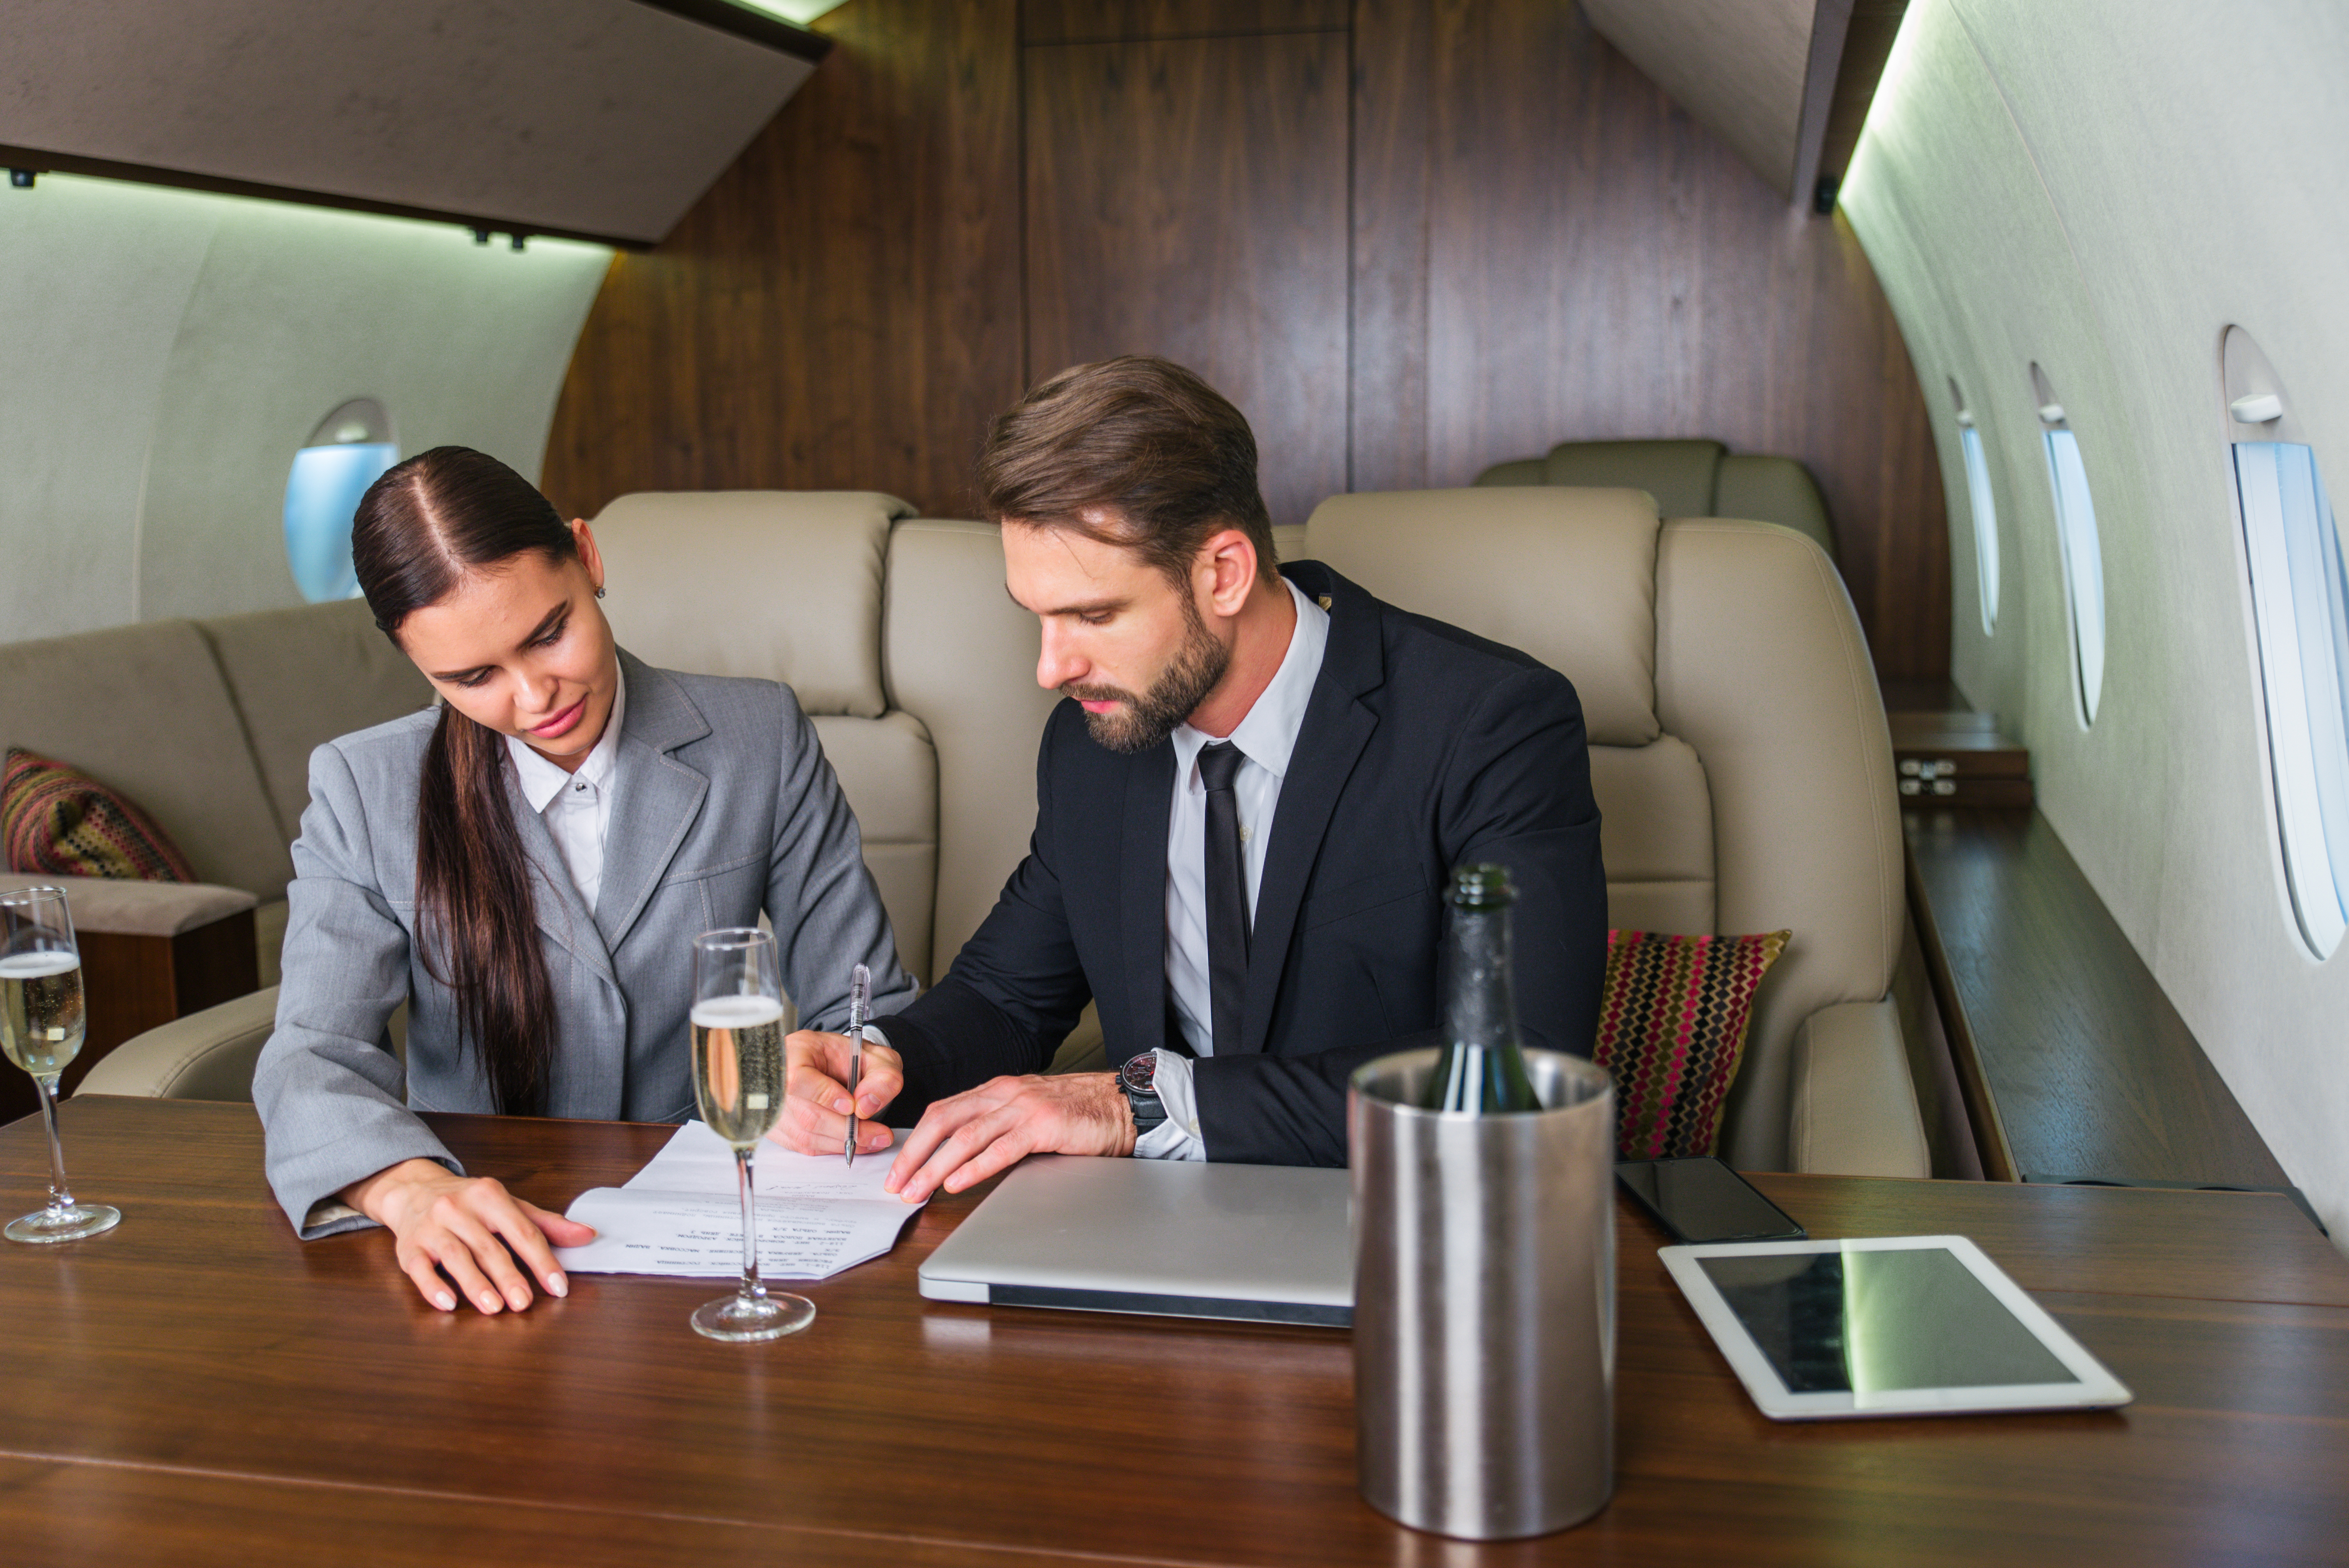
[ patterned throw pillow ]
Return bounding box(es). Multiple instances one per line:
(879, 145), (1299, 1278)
(1596, 928), (1790, 1160)
(2, 748), (196, 883)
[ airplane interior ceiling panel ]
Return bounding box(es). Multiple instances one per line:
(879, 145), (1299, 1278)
(1579, 0), (1825, 198)
(1843, 0), (2349, 1238)
(0, 176), (610, 639)
(0, 0), (815, 244)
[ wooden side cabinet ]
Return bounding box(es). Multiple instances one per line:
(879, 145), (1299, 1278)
(0, 880), (261, 1124)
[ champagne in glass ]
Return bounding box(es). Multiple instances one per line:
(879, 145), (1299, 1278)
(688, 927), (813, 1341)
(0, 886), (120, 1243)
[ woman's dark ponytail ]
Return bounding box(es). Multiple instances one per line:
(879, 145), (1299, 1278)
(352, 447), (575, 1114)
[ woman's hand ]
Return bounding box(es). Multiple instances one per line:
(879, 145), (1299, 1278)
(772, 1029), (902, 1157)
(344, 1159), (595, 1314)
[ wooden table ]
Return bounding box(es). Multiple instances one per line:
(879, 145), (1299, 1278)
(2, 1098), (2345, 1567)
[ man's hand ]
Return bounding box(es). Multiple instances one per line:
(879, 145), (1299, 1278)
(884, 1072), (1134, 1202)
(772, 1029), (901, 1158)
(345, 1158), (594, 1314)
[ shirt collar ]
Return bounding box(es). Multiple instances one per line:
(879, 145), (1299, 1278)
(505, 665), (627, 812)
(1171, 577), (1331, 786)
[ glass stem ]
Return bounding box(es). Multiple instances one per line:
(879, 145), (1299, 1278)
(33, 1074), (71, 1213)
(735, 1146), (765, 1304)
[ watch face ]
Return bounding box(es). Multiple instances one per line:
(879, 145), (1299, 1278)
(1120, 1054), (1158, 1095)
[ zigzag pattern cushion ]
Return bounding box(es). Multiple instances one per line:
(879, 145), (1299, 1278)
(2, 748), (196, 883)
(1597, 928), (1789, 1160)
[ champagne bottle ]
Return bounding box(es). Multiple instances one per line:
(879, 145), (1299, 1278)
(1421, 863), (1542, 1112)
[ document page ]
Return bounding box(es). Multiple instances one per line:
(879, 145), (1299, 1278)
(555, 1122), (926, 1281)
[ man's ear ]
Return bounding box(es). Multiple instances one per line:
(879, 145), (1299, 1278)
(1198, 527), (1259, 618)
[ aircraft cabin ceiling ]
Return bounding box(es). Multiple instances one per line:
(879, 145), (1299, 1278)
(0, 0), (827, 246)
(1583, 0), (1861, 204)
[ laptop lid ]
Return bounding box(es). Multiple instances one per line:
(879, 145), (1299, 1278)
(917, 1155), (1353, 1326)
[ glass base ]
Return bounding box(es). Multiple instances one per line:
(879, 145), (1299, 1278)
(692, 1287), (815, 1342)
(6, 1202), (120, 1245)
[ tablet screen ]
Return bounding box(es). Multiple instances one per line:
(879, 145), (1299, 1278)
(1697, 1247), (2079, 1393)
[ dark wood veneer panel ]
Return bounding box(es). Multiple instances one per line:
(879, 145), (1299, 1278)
(548, 0), (1953, 679)
(1024, 31), (1349, 531)
(1905, 807), (2291, 1190)
(541, 0), (1025, 523)
(1022, 0), (1345, 42)
(1353, 0), (1949, 678)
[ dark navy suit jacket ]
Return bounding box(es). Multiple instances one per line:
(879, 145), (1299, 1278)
(880, 560), (1608, 1165)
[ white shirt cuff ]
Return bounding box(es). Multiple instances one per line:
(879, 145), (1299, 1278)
(1133, 1048), (1206, 1161)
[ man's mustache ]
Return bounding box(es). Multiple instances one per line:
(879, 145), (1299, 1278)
(1061, 683), (1135, 705)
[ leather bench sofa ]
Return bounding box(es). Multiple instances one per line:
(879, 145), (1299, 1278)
(76, 486), (1927, 1176)
(0, 601), (432, 992)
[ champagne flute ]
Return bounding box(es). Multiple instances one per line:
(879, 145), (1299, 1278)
(0, 885), (120, 1243)
(688, 927), (813, 1341)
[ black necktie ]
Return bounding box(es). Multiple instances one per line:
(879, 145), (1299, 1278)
(1198, 741), (1251, 1057)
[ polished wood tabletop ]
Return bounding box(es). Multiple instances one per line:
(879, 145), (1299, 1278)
(1, 1097), (2344, 1567)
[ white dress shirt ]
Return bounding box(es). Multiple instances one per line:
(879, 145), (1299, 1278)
(1138, 578), (1330, 1159)
(504, 670), (626, 910)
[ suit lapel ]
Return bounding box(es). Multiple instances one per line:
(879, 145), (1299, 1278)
(1240, 564), (1386, 1054)
(1120, 743), (1176, 1059)
(594, 653), (713, 955)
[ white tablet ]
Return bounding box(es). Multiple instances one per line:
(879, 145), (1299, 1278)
(1659, 1235), (2133, 1421)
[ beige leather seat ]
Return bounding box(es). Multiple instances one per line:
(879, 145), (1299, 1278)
(1476, 438), (1840, 564)
(86, 485), (1926, 1176)
(1305, 486), (1922, 1174)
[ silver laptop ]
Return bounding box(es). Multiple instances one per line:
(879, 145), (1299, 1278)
(917, 1155), (1353, 1326)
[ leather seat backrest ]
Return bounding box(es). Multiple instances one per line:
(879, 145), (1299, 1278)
(1474, 439), (1841, 562)
(592, 491), (944, 983)
(1303, 487), (1898, 1168)
(1543, 439), (1724, 520)
(882, 521), (1061, 979)
(1715, 455), (1838, 560)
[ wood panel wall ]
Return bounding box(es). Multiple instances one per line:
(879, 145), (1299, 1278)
(543, 0), (1951, 679)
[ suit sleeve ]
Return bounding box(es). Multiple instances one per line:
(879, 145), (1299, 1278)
(252, 743), (461, 1238)
(1189, 663), (1607, 1165)
(871, 702), (1094, 1119)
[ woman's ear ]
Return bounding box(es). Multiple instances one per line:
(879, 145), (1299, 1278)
(571, 517), (607, 595)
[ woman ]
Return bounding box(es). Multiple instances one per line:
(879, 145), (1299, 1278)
(252, 446), (913, 1315)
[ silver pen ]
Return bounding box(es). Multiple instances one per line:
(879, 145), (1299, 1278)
(844, 962), (869, 1164)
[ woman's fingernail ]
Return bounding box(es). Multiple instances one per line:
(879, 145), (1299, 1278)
(550, 1273), (569, 1297)
(479, 1292), (500, 1311)
(436, 1291), (456, 1311)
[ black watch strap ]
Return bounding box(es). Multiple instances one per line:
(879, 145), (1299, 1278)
(1119, 1053), (1168, 1135)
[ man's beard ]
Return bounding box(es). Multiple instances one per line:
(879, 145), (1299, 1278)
(1062, 599), (1232, 755)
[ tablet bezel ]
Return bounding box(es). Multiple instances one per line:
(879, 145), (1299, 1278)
(1659, 1234), (2135, 1421)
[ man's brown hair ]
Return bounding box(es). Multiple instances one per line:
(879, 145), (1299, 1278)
(975, 355), (1278, 586)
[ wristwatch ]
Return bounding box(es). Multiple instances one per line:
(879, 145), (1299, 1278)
(1117, 1053), (1168, 1137)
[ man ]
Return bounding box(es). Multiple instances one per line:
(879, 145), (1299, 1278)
(775, 356), (1605, 1199)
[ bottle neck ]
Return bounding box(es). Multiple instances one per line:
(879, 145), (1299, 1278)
(1443, 902), (1518, 1050)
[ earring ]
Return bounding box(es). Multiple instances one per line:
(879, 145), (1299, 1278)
(595, 587), (606, 599)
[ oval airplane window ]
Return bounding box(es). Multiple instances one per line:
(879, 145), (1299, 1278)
(2226, 329), (2349, 958)
(283, 398), (396, 602)
(2030, 365), (2106, 726)
(1949, 377), (2000, 635)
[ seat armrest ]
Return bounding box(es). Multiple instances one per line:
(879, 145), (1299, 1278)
(1787, 998), (1929, 1177)
(75, 986), (278, 1102)
(0, 872), (256, 938)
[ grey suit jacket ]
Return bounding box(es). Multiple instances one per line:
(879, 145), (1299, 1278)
(253, 651), (915, 1237)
